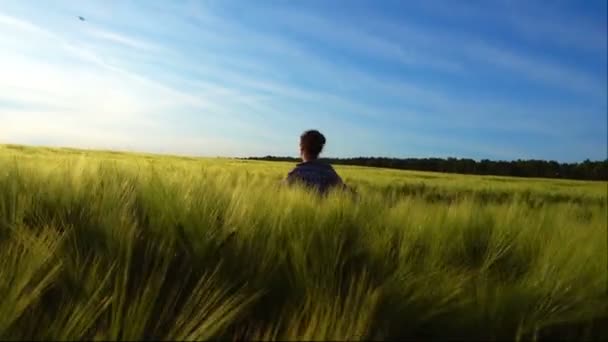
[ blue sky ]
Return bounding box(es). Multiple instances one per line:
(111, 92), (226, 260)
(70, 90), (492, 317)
(0, 0), (606, 162)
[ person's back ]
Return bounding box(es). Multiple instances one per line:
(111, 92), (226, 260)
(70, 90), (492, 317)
(284, 130), (345, 194)
(286, 159), (343, 194)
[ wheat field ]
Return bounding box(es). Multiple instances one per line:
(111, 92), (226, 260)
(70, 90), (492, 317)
(0, 144), (606, 341)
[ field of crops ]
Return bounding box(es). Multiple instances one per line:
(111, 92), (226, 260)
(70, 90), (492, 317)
(0, 144), (606, 341)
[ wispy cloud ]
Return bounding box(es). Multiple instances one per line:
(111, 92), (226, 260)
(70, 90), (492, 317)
(192, 2), (604, 107)
(0, 12), (51, 36)
(460, 38), (606, 99)
(253, 9), (465, 73)
(85, 28), (159, 51)
(412, 0), (607, 53)
(0, 1), (606, 161)
(0, 10), (270, 155)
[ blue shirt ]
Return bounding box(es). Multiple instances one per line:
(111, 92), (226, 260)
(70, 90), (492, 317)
(285, 160), (344, 194)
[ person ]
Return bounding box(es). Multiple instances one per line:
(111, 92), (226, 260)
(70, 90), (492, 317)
(285, 129), (347, 194)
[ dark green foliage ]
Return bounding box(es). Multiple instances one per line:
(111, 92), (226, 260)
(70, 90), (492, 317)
(249, 156), (608, 181)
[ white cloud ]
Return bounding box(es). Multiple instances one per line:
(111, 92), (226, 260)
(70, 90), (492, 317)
(0, 2), (605, 161)
(0, 11), (262, 155)
(256, 9), (464, 73)
(461, 39), (606, 99)
(0, 12), (52, 36)
(0, 109), (268, 157)
(85, 27), (159, 51)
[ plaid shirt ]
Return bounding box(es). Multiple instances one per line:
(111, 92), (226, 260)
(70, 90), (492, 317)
(285, 160), (344, 194)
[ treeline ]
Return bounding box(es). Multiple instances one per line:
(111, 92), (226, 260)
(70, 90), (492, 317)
(246, 156), (608, 181)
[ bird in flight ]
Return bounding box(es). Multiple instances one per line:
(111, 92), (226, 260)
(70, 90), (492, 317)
(78, 16), (85, 21)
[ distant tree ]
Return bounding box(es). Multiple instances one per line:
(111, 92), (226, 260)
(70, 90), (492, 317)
(246, 156), (608, 181)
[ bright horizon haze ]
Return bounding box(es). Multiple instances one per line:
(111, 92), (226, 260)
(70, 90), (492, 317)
(1, 0), (606, 162)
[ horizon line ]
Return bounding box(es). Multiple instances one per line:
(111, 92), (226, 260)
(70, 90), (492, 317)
(2, 142), (606, 164)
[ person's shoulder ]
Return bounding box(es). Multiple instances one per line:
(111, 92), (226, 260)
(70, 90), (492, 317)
(324, 162), (337, 170)
(320, 161), (338, 173)
(290, 162), (308, 171)
(294, 161), (317, 169)
(288, 164), (300, 174)
(306, 160), (333, 168)
(293, 160), (336, 174)
(288, 161), (310, 175)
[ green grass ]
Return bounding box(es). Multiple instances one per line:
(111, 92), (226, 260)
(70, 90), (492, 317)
(0, 144), (606, 341)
